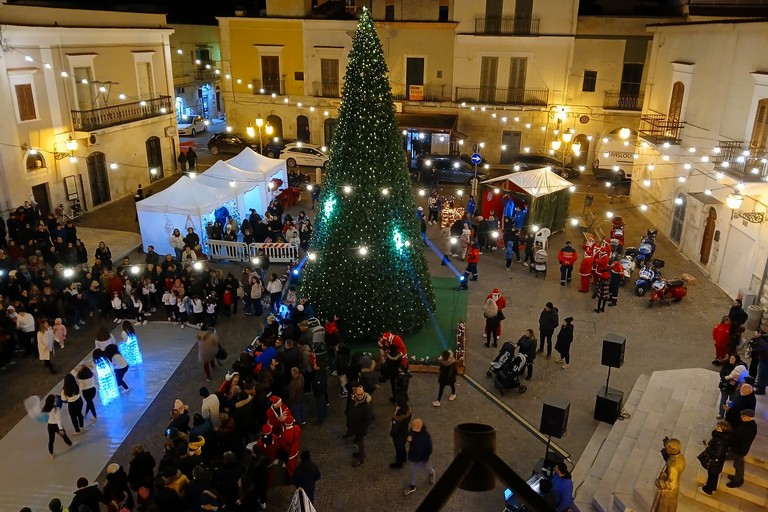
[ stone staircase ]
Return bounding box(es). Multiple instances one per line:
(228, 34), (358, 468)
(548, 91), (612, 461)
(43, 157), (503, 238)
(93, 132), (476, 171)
(574, 368), (768, 512)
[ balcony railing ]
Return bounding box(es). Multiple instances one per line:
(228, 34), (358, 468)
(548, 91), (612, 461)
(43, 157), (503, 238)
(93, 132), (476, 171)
(71, 96), (173, 132)
(312, 81), (343, 98)
(712, 140), (768, 182)
(455, 86), (548, 106)
(639, 113), (683, 144)
(252, 79), (285, 96)
(391, 83), (449, 102)
(474, 17), (540, 36)
(604, 92), (644, 111)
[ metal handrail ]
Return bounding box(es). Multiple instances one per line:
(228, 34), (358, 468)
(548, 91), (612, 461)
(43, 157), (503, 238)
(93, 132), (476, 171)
(71, 96), (172, 132)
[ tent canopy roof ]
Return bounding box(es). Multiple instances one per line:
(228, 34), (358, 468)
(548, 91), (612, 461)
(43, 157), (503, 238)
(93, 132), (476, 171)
(136, 176), (231, 215)
(482, 167), (573, 198)
(225, 147), (287, 176)
(196, 160), (264, 193)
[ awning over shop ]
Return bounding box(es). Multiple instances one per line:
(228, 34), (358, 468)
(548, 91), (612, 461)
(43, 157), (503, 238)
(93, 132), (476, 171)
(396, 113), (459, 133)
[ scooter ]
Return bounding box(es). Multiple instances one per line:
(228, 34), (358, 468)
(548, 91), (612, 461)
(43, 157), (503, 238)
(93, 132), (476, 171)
(625, 229), (658, 266)
(635, 264), (661, 296)
(648, 277), (689, 307)
(619, 255), (635, 286)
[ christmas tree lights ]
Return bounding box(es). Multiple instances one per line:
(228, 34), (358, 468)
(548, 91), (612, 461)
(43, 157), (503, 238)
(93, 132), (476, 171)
(301, 7), (435, 341)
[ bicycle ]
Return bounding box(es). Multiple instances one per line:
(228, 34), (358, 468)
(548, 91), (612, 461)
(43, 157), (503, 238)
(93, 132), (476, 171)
(55, 198), (84, 223)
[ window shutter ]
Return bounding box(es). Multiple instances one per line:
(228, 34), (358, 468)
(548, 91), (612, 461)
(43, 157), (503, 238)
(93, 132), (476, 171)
(15, 84), (36, 121)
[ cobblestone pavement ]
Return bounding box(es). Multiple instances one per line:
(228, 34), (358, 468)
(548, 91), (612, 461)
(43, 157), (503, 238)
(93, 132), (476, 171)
(0, 175), (733, 511)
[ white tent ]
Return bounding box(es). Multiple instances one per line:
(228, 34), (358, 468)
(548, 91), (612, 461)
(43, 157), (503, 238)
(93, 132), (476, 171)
(196, 160), (267, 214)
(482, 167), (573, 197)
(225, 148), (289, 211)
(136, 176), (234, 255)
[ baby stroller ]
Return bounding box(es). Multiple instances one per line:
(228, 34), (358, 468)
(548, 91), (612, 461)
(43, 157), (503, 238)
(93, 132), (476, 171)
(487, 342), (528, 395)
(530, 245), (548, 277)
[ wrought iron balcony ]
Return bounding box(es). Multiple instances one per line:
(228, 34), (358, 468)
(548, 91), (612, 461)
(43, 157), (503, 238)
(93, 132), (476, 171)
(251, 79), (285, 96)
(604, 92), (644, 111)
(312, 81), (343, 98)
(639, 113), (683, 144)
(391, 83), (449, 102)
(473, 17), (540, 36)
(71, 96), (173, 132)
(712, 140), (768, 182)
(454, 86), (548, 106)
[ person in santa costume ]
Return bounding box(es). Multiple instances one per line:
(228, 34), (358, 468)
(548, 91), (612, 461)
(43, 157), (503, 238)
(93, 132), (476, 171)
(592, 243), (610, 296)
(279, 418), (302, 477)
(378, 332), (408, 366)
(255, 423), (280, 466)
(483, 288), (506, 339)
(579, 241), (595, 293)
(266, 395), (293, 435)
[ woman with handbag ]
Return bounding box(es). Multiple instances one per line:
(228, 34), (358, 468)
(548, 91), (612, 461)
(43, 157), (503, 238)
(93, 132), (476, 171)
(698, 421), (732, 495)
(717, 354), (747, 419)
(197, 325), (220, 383)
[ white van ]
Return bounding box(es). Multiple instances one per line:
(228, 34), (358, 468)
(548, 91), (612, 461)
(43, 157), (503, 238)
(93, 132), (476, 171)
(592, 136), (636, 181)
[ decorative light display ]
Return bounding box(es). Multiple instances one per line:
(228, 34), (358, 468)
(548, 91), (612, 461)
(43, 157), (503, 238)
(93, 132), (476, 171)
(300, 8), (435, 341)
(121, 333), (144, 366)
(94, 356), (119, 406)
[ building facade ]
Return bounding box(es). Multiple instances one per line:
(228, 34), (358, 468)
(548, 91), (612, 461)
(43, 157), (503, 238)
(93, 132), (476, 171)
(0, 3), (178, 216)
(169, 24), (225, 122)
(631, 19), (768, 300)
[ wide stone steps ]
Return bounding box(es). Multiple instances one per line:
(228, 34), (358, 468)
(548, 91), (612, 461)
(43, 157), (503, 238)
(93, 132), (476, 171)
(576, 368), (768, 512)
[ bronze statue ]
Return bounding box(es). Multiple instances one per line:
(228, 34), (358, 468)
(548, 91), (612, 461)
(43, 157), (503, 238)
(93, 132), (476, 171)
(651, 437), (686, 512)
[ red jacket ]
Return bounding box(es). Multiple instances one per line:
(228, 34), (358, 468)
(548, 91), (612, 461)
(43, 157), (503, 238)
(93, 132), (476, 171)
(610, 259), (624, 276)
(579, 256), (594, 276)
(712, 322), (731, 346)
(467, 247), (480, 264)
(558, 246), (578, 266)
(486, 291), (506, 312)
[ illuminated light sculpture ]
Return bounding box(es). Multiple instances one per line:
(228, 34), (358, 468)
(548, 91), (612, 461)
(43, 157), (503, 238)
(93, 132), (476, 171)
(121, 333), (144, 366)
(93, 353), (119, 406)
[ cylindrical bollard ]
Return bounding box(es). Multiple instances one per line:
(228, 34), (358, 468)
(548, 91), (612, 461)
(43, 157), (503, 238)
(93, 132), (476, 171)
(315, 167), (322, 185)
(746, 304), (763, 332)
(454, 423), (496, 491)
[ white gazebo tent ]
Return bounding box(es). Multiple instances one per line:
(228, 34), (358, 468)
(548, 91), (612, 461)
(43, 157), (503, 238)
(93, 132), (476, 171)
(482, 167), (574, 197)
(481, 167), (573, 233)
(225, 148), (289, 211)
(195, 159), (267, 214)
(136, 176), (234, 254)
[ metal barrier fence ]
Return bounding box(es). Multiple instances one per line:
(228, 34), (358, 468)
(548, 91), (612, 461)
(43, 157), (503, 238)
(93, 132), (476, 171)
(206, 240), (299, 263)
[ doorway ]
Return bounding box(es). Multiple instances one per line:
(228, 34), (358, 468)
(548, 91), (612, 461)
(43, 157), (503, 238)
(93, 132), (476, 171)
(86, 152), (111, 207)
(324, 118), (338, 147)
(670, 193), (686, 243)
(267, 115), (283, 140)
(700, 208), (717, 264)
(31, 183), (51, 218)
(406, 57), (425, 100)
(572, 134), (590, 167)
(500, 131), (521, 164)
(297, 115), (310, 143)
(146, 136), (164, 182)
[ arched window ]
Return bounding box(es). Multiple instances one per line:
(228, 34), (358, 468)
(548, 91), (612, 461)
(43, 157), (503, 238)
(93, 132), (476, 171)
(297, 115), (310, 143)
(267, 115), (283, 140)
(670, 193), (686, 243)
(146, 136), (164, 182)
(668, 82), (684, 124)
(26, 151), (45, 171)
(324, 118), (338, 147)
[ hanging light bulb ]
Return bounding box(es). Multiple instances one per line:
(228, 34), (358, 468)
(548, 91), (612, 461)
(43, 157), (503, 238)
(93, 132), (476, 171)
(726, 193), (743, 209)
(662, 155), (670, 161)
(716, 172), (725, 180)
(569, 186), (576, 192)
(736, 182), (745, 191)
(606, 211), (614, 218)
(640, 204), (648, 211)
(704, 189), (712, 196)
(675, 197), (683, 205)
(418, 189), (426, 196)
(684, 163), (692, 170)
(619, 127), (631, 140)
(679, 176), (686, 183)
(570, 218), (579, 226)
(689, 147), (696, 153)
(643, 179), (651, 187)
(721, 161), (730, 168)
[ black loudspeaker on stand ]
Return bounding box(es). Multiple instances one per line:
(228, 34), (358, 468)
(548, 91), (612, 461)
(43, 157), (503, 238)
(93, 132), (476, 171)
(539, 398), (570, 469)
(594, 334), (626, 424)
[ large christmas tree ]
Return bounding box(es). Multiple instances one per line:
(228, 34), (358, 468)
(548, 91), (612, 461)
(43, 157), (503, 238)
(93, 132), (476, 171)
(302, 8), (435, 342)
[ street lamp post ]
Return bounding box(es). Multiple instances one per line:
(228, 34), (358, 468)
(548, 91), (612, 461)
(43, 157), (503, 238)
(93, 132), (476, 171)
(255, 116), (265, 154)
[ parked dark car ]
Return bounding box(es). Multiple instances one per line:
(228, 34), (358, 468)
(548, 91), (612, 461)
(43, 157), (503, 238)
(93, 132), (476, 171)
(207, 133), (260, 155)
(509, 154), (581, 179)
(416, 154), (488, 184)
(263, 137), (298, 159)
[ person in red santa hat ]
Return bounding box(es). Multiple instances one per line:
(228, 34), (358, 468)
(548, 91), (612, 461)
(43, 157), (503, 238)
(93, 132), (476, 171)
(378, 332), (408, 367)
(378, 332), (408, 401)
(255, 423), (280, 466)
(591, 242), (610, 297)
(579, 240), (595, 293)
(279, 417), (302, 477)
(594, 267), (611, 313)
(483, 288), (507, 340)
(266, 395), (293, 435)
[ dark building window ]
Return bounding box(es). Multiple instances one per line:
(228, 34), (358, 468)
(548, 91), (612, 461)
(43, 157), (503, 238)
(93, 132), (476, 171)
(385, 5), (394, 20)
(582, 70), (597, 92)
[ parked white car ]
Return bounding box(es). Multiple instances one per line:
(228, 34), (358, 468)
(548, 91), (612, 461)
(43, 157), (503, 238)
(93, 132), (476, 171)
(178, 115), (208, 136)
(279, 143), (329, 168)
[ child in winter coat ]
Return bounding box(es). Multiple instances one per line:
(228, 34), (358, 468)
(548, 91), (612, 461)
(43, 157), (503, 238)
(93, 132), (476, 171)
(53, 318), (67, 349)
(505, 240), (515, 270)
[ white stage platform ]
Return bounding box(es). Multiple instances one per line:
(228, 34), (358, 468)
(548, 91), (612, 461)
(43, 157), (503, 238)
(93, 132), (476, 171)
(0, 323), (194, 511)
